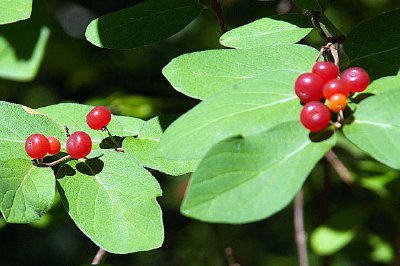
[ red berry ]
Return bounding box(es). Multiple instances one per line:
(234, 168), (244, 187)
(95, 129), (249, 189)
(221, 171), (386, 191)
(25, 134), (50, 159)
(294, 73), (325, 103)
(66, 131), (92, 159)
(328, 93), (347, 112)
(341, 67), (370, 93)
(312, 62), (339, 82)
(47, 136), (61, 155)
(300, 101), (331, 132)
(323, 79), (350, 99)
(86, 106), (112, 130)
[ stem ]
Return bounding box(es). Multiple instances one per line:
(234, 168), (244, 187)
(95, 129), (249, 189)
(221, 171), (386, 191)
(294, 189), (308, 266)
(91, 247), (108, 265)
(325, 150), (353, 184)
(315, 43), (339, 67)
(37, 155), (72, 167)
(64, 125), (71, 138)
(103, 126), (120, 150)
(224, 247), (240, 266)
(211, 0), (228, 34)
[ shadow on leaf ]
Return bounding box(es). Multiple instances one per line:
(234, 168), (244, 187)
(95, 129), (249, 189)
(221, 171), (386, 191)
(309, 128), (335, 143)
(76, 157), (104, 176)
(350, 93), (374, 104)
(56, 164), (76, 179)
(99, 136), (124, 149)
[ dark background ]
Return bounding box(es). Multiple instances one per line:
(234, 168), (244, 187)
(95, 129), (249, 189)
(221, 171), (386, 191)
(1, 0), (400, 265)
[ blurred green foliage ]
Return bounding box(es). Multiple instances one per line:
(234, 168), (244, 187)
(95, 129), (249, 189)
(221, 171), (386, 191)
(1, 0), (400, 265)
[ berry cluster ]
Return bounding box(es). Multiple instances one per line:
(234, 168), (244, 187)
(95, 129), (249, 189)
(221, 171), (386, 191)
(25, 106), (112, 161)
(294, 62), (370, 132)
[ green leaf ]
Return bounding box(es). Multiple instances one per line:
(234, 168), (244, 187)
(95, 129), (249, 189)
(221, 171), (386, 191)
(158, 71), (301, 162)
(56, 150), (163, 254)
(181, 121), (335, 223)
(220, 18), (312, 49)
(344, 90), (400, 169)
(311, 227), (355, 255)
(38, 103), (124, 148)
(0, 101), (64, 161)
(113, 115), (145, 137)
(365, 74), (400, 95)
(0, 159), (55, 223)
(292, 0), (330, 11)
(360, 171), (398, 197)
(0, 1), (50, 81)
(369, 235), (394, 263)
(85, 0), (202, 49)
(123, 117), (197, 176)
(0, 0), (32, 24)
(310, 207), (362, 255)
(343, 9), (400, 80)
(162, 44), (317, 99)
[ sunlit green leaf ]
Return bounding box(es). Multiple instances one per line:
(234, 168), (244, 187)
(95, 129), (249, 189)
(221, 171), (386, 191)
(220, 18), (312, 49)
(311, 226), (355, 255)
(38, 103), (124, 148)
(344, 90), (400, 169)
(158, 71), (301, 162)
(365, 74), (400, 95)
(0, 159), (55, 223)
(181, 121), (335, 223)
(124, 117), (197, 176)
(0, 0), (32, 24)
(369, 235), (394, 263)
(0, 101), (64, 161)
(162, 44), (317, 99)
(113, 115), (145, 137)
(57, 150), (163, 254)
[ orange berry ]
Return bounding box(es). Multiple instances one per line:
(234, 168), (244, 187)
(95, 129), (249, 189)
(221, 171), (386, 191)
(328, 93), (347, 112)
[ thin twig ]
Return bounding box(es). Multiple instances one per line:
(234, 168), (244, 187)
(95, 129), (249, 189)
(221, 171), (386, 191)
(91, 247), (108, 265)
(310, 12), (344, 45)
(103, 126), (120, 151)
(64, 125), (71, 138)
(294, 189), (308, 266)
(36, 155), (72, 167)
(224, 247), (240, 266)
(315, 43), (339, 67)
(211, 0), (228, 34)
(325, 150), (353, 184)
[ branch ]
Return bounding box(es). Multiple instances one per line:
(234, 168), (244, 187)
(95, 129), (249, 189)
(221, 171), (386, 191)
(315, 43), (339, 67)
(91, 247), (107, 265)
(36, 155), (72, 167)
(325, 150), (353, 184)
(294, 189), (308, 266)
(224, 247), (240, 266)
(211, 0), (228, 34)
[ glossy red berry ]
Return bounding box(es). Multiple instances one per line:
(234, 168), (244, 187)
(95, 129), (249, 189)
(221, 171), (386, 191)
(47, 136), (61, 155)
(328, 93), (347, 112)
(323, 79), (350, 99)
(341, 67), (370, 93)
(312, 61), (339, 83)
(300, 101), (331, 132)
(66, 131), (92, 159)
(294, 73), (325, 103)
(86, 106), (112, 130)
(25, 134), (50, 159)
